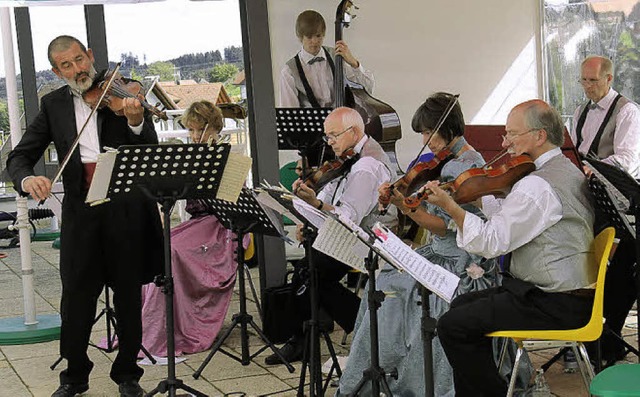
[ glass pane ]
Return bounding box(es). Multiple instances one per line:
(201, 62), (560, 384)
(543, 0), (640, 123)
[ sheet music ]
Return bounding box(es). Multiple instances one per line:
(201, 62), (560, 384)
(371, 223), (460, 303)
(86, 148), (118, 204)
(217, 152), (252, 203)
(255, 189), (303, 225)
(292, 198), (326, 229)
(313, 216), (369, 272)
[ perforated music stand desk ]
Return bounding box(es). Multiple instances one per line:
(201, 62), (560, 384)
(585, 157), (640, 363)
(276, 107), (331, 167)
(102, 142), (231, 397)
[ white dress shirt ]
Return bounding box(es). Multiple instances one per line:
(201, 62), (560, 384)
(570, 88), (640, 178)
(279, 47), (375, 108)
(456, 148), (564, 258)
(317, 135), (391, 224)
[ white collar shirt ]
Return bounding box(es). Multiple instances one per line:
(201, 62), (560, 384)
(279, 46), (375, 107)
(570, 88), (640, 178)
(316, 135), (391, 224)
(457, 148), (564, 258)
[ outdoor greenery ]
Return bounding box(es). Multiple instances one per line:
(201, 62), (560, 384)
(0, 46), (245, 124)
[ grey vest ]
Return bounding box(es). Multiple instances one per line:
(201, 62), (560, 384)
(576, 95), (631, 158)
(510, 154), (596, 292)
(285, 47), (335, 108)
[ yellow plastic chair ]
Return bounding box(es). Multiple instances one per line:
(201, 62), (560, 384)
(487, 227), (616, 397)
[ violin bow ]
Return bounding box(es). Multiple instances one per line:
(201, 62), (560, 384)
(40, 63), (122, 205)
(408, 94), (460, 169)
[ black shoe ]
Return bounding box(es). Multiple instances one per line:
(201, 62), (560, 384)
(264, 337), (303, 365)
(118, 380), (144, 397)
(51, 383), (89, 397)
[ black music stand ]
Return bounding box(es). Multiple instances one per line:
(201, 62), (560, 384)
(276, 107), (332, 167)
(260, 188), (342, 397)
(192, 188), (295, 377)
(50, 286), (156, 370)
(99, 142), (232, 397)
(585, 157), (640, 367)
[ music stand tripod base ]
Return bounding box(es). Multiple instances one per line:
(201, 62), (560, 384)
(192, 189), (295, 378)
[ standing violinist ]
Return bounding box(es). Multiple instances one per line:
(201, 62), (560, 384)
(426, 99), (595, 397)
(264, 106), (395, 365)
(338, 92), (503, 396)
(6, 35), (162, 397)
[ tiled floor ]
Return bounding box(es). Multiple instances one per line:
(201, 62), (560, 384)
(0, 239), (637, 396)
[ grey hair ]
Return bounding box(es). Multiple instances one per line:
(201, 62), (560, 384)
(582, 55), (614, 77)
(48, 35), (87, 68)
(521, 100), (565, 147)
(327, 107), (365, 137)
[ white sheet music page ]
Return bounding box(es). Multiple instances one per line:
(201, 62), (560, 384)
(85, 149), (118, 204)
(255, 189), (304, 225)
(217, 152), (252, 203)
(292, 198), (327, 229)
(371, 222), (460, 303)
(313, 216), (368, 272)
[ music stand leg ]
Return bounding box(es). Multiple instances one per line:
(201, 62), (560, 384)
(146, 197), (205, 397)
(193, 228), (294, 379)
(420, 286), (436, 397)
(347, 252), (396, 397)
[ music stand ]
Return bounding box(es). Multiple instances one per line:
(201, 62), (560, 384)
(585, 157), (640, 366)
(98, 142), (232, 397)
(276, 107), (332, 167)
(192, 188), (295, 377)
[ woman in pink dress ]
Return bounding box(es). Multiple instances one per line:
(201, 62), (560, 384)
(140, 100), (242, 357)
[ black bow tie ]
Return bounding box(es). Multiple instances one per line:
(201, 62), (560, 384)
(589, 103), (598, 110)
(308, 56), (325, 65)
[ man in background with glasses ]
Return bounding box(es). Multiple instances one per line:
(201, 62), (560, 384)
(264, 107), (395, 365)
(570, 55), (640, 367)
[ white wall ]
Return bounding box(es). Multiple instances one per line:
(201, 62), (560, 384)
(268, 0), (542, 170)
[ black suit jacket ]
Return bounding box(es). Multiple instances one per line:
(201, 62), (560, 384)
(6, 85), (163, 285)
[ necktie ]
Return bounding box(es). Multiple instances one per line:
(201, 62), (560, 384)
(308, 56), (325, 65)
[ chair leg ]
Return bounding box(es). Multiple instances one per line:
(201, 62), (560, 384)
(506, 343), (523, 397)
(575, 342), (595, 392)
(496, 337), (509, 372)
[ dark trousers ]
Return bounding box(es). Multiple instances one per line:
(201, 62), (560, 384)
(59, 199), (147, 385)
(597, 239), (638, 359)
(293, 249), (361, 336)
(436, 278), (593, 397)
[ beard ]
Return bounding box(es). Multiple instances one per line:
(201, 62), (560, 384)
(65, 65), (97, 94)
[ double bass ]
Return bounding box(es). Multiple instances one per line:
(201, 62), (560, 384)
(334, 0), (402, 171)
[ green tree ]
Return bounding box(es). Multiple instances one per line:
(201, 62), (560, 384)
(224, 46), (243, 64)
(209, 63), (239, 83)
(0, 99), (9, 133)
(147, 61), (176, 81)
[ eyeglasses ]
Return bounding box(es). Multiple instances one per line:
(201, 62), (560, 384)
(501, 128), (539, 144)
(322, 125), (354, 143)
(578, 77), (605, 86)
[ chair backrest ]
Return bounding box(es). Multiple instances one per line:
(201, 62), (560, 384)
(583, 227), (616, 340)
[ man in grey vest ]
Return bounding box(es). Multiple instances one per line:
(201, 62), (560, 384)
(426, 100), (595, 396)
(264, 107), (395, 365)
(571, 55), (640, 364)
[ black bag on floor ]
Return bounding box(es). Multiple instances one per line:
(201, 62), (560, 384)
(262, 266), (307, 344)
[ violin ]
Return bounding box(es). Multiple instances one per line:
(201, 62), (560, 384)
(403, 154), (535, 208)
(378, 148), (453, 211)
(83, 69), (168, 121)
(303, 148), (358, 193)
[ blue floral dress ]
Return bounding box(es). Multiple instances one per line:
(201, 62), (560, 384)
(337, 141), (531, 396)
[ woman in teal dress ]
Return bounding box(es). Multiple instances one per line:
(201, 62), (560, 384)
(337, 92), (530, 396)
